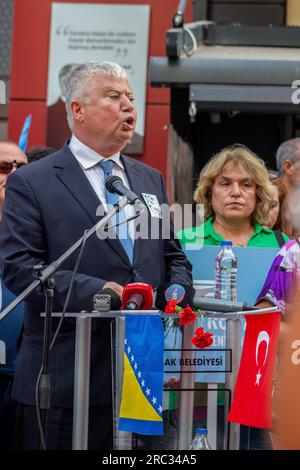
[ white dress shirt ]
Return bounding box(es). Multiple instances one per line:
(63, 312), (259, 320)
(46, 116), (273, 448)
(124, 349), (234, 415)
(68, 135), (135, 240)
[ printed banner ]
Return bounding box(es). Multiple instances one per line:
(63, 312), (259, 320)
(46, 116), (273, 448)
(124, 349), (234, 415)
(47, 3), (150, 153)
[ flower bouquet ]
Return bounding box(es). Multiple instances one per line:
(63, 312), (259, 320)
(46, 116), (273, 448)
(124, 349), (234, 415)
(164, 299), (213, 349)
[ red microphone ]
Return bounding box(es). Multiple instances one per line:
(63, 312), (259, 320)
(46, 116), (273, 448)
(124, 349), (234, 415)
(122, 283), (153, 310)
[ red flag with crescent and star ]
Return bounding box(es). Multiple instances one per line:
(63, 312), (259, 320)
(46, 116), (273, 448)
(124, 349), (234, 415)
(228, 313), (281, 428)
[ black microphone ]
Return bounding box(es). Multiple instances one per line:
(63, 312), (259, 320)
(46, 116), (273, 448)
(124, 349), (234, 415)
(193, 296), (258, 313)
(105, 176), (145, 209)
(93, 287), (122, 312)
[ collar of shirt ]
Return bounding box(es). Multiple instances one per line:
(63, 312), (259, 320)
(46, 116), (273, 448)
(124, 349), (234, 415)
(68, 134), (124, 171)
(68, 135), (135, 240)
(178, 217), (288, 247)
(202, 217), (222, 243)
(198, 217), (272, 244)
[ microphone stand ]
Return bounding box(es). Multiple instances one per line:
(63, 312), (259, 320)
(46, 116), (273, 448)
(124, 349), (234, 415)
(0, 196), (134, 320)
(173, 0), (188, 27)
(0, 196), (138, 449)
(34, 266), (55, 450)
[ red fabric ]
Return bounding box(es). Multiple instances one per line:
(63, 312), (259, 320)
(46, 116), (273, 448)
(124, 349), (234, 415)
(228, 313), (281, 428)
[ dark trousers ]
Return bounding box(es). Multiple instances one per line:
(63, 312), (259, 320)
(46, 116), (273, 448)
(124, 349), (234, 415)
(15, 403), (113, 450)
(0, 374), (17, 450)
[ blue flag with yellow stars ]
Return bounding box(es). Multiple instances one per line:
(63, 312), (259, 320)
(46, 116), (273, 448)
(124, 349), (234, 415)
(119, 314), (164, 435)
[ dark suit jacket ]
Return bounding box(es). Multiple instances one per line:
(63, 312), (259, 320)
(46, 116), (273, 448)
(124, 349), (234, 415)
(0, 281), (24, 376)
(0, 144), (192, 407)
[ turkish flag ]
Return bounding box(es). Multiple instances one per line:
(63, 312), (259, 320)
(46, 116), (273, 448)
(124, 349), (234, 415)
(228, 313), (281, 428)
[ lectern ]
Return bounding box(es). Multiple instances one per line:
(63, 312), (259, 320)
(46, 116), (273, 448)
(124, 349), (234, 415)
(48, 305), (278, 450)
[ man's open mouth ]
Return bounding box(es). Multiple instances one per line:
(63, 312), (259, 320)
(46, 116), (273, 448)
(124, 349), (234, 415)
(121, 115), (135, 130)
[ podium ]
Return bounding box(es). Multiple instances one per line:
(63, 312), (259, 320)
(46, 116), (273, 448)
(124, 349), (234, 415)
(48, 306), (278, 450)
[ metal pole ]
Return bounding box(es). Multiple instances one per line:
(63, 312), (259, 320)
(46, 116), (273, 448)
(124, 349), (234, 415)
(224, 316), (242, 450)
(207, 382), (218, 449)
(72, 313), (92, 450)
(114, 316), (132, 450)
(39, 280), (54, 450)
(177, 321), (197, 450)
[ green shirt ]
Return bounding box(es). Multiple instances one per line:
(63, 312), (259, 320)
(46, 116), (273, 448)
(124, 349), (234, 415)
(177, 217), (289, 247)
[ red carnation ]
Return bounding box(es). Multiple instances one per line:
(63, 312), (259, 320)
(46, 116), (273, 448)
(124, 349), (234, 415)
(179, 305), (196, 326)
(195, 327), (204, 336)
(192, 327), (214, 349)
(164, 300), (177, 314)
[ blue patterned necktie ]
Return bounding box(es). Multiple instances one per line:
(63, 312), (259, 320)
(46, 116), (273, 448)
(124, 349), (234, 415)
(99, 159), (133, 264)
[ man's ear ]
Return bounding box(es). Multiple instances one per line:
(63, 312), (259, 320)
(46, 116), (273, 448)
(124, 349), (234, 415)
(71, 100), (84, 123)
(282, 159), (293, 177)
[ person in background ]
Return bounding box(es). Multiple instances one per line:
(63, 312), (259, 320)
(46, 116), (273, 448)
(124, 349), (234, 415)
(276, 138), (300, 195)
(280, 196), (300, 240)
(267, 178), (287, 247)
(178, 145), (289, 248)
(257, 199), (300, 448)
(276, 138), (300, 239)
(256, 239), (300, 319)
(26, 146), (56, 163)
(257, 185), (300, 317)
(177, 144), (289, 450)
(0, 141), (27, 450)
(267, 169), (279, 180)
(0, 142), (27, 219)
(271, 271), (300, 449)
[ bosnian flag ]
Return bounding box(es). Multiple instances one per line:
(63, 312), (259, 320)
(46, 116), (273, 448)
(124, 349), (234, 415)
(119, 314), (164, 435)
(228, 313), (281, 428)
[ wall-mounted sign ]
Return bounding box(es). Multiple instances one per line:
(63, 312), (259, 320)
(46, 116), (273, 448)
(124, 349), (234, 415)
(47, 3), (150, 154)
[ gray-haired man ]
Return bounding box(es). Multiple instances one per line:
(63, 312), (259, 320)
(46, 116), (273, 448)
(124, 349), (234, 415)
(0, 62), (193, 449)
(276, 138), (300, 193)
(276, 138), (300, 238)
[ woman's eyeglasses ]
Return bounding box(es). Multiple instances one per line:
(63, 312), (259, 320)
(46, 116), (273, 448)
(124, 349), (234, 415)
(0, 160), (27, 174)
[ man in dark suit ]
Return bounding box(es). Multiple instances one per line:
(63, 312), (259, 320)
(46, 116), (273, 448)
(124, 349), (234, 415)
(0, 62), (193, 449)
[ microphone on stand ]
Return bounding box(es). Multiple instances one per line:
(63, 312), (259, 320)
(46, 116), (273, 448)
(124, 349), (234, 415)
(122, 283), (153, 310)
(193, 296), (258, 313)
(165, 283), (186, 304)
(105, 176), (145, 211)
(93, 287), (122, 312)
(155, 283), (195, 311)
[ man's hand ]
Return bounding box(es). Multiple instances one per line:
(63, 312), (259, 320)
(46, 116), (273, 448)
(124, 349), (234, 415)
(103, 281), (123, 299)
